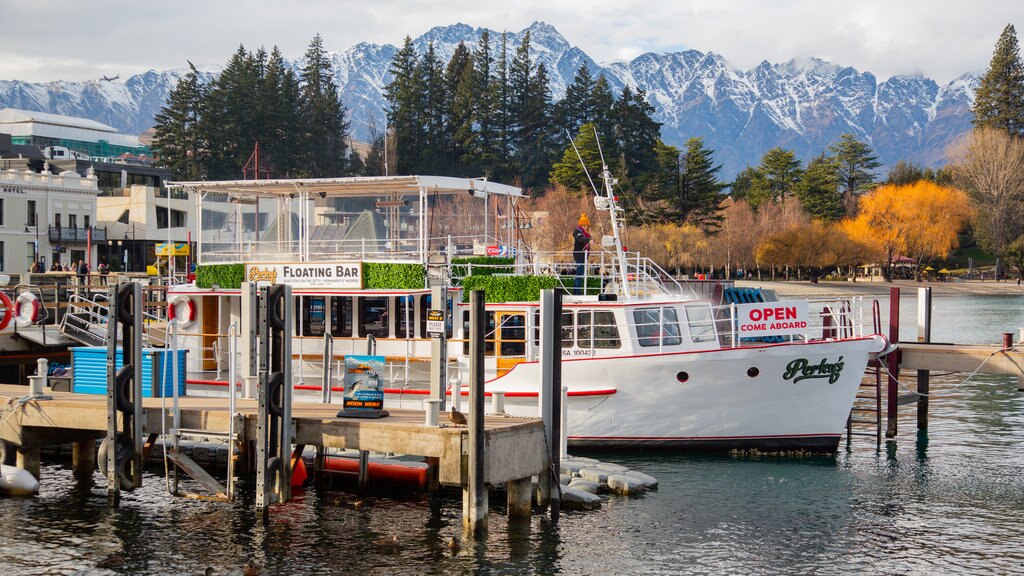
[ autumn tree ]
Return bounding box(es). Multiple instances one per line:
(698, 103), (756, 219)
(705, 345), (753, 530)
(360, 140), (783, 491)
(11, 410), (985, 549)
(973, 24), (1024, 135)
(755, 221), (837, 283)
(847, 183), (970, 281)
(625, 222), (707, 275)
(949, 127), (1024, 260)
(523, 183), (609, 256)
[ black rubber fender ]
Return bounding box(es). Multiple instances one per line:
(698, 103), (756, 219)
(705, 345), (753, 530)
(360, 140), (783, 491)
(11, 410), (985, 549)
(97, 436), (135, 491)
(267, 372), (284, 418)
(115, 365), (134, 414)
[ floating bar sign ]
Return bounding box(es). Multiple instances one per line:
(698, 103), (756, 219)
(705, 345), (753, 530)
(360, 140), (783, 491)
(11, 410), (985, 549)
(244, 262), (361, 288)
(736, 300), (809, 337)
(426, 309), (445, 338)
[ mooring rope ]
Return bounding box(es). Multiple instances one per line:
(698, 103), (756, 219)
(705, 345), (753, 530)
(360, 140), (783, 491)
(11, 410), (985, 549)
(872, 340), (1021, 397)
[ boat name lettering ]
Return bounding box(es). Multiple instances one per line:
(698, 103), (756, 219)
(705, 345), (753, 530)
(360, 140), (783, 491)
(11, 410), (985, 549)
(782, 356), (844, 384)
(248, 267), (278, 283)
(562, 349), (597, 357)
(280, 264), (360, 279)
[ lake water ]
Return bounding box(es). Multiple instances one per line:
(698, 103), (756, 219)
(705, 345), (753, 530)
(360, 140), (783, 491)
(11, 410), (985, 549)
(1, 294), (1023, 575)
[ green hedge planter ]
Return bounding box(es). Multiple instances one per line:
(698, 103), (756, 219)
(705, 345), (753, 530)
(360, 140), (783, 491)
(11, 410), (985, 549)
(451, 256), (515, 280)
(460, 275), (561, 303)
(195, 263), (246, 289)
(361, 262), (426, 289)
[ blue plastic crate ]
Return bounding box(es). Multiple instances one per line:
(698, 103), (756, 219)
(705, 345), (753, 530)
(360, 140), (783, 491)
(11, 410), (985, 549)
(71, 347), (187, 397)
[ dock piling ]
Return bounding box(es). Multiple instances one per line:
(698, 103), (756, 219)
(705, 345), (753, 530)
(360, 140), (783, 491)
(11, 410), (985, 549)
(917, 287), (931, 430)
(886, 287), (900, 440)
(465, 290), (487, 535)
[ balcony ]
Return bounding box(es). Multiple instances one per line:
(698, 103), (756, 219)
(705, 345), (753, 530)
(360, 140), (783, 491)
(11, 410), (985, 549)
(48, 226), (108, 244)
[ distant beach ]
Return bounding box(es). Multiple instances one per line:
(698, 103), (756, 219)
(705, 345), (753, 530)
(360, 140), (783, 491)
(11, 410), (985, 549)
(733, 278), (1024, 297)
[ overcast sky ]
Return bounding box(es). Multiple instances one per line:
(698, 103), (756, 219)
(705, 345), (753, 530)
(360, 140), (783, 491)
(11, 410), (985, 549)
(2, 1), (1022, 84)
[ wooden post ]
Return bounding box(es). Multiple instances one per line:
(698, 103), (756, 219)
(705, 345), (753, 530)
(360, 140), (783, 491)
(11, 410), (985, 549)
(507, 477), (533, 520)
(886, 287), (900, 440)
(917, 287), (931, 430)
(72, 440), (96, 479)
(464, 289), (487, 535)
(16, 446), (40, 481)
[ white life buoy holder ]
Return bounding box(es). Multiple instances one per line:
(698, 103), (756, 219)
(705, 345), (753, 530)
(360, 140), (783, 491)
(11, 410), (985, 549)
(14, 292), (40, 328)
(0, 292), (12, 331)
(167, 295), (196, 327)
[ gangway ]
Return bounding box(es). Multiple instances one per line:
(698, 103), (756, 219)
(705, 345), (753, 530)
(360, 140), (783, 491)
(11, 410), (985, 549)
(58, 292), (168, 347)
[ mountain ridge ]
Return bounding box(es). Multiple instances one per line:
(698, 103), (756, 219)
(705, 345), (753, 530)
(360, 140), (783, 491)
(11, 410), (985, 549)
(0, 21), (976, 179)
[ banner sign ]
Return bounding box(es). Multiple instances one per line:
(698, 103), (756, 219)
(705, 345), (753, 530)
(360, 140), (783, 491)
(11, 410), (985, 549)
(156, 242), (190, 256)
(245, 262), (361, 289)
(736, 300), (809, 338)
(485, 245), (516, 257)
(338, 355), (387, 419)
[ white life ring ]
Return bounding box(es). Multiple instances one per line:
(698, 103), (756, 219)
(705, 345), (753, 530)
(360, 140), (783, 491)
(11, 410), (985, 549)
(14, 292), (40, 328)
(167, 295), (196, 327)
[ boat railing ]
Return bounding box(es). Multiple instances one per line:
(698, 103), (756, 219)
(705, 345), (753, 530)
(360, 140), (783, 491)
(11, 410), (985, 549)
(709, 296), (867, 348)
(59, 291), (170, 347)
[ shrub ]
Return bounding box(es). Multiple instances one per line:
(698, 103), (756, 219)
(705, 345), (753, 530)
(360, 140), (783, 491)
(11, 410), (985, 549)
(195, 263), (245, 289)
(362, 262), (426, 289)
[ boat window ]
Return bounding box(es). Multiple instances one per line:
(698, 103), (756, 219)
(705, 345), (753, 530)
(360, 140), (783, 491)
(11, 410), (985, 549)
(561, 312), (574, 348)
(296, 296), (326, 337)
(576, 311), (592, 347)
(396, 295), (415, 338)
(499, 313), (526, 356)
(633, 307), (683, 347)
(685, 304), (716, 343)
(420, 294), (454, 338)
(462, 310), (496, 356)
(331, 296), (353, 337)
(358, 296), (389, 338)
(592, 311), (621, 348)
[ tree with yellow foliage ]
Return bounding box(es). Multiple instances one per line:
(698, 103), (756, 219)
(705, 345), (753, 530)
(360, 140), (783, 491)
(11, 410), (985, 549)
(846, 182), (971, 281)
(754, 220), (873, 283)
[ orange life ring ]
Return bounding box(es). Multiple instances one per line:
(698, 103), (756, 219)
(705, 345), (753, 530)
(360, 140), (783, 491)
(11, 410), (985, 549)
(14, 292), (39, 328)
(0, 292), (12, 330)
(167, 295), (196, 327)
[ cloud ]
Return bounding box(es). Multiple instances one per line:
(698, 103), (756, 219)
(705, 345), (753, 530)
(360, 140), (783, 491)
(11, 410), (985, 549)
(2, 0), (1022, 83)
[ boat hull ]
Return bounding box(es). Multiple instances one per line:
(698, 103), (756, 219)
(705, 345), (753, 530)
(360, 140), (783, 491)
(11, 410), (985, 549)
(466, 336), (883, 453)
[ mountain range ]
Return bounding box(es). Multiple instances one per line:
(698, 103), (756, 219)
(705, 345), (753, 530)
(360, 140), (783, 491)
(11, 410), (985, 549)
(0, 21), (977, 179)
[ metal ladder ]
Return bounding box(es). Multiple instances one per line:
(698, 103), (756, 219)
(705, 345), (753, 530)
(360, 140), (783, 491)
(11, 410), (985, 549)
(59, 292), (167, 347)
(846, 300), (883, 447)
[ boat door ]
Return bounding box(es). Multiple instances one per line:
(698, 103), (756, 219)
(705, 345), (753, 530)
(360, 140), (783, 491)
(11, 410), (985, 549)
(201, 296), (219, 371)
(495, 311), (526, 377)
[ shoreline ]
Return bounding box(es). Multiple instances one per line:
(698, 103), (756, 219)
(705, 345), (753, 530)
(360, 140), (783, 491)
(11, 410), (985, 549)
(732, 278), (1024, 297)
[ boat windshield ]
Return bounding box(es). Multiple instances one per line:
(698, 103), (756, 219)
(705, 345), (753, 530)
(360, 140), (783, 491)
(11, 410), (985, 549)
(633, 307), (683, 347)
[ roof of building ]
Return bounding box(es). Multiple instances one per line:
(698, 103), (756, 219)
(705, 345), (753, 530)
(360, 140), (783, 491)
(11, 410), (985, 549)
(0, 108), (118, 133)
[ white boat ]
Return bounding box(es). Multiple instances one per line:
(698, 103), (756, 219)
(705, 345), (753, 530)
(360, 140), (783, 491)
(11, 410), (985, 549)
(158, 174), (887, 453)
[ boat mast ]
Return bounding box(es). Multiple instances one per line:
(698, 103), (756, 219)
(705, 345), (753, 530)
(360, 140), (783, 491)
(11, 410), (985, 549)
(589, 128), (631, 300)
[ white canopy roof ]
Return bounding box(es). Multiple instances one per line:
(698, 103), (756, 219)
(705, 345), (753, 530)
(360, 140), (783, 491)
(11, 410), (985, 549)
(166, 175), (523, 200)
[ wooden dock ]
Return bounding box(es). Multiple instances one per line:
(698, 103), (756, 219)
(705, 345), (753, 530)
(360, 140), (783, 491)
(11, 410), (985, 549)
(0, 384), (548, 521)
(899, 342), (1024, 386)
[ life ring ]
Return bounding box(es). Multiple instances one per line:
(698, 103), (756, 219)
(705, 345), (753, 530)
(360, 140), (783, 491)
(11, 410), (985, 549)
(167, 294), (196, 327)
(14, 292), (39, 328)
(0, 292), (12, 331)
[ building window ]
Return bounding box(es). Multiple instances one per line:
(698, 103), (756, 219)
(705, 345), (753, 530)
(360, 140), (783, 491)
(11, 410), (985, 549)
(156, 209), (187, 229)
(117, 210), (129, 224)
(84, 215), (90, 229)
(0, 241), (5, 271)
(69, 214), (78, 229)
(27, 200), (36, 227)
(27, 241), (36, 270)
(55, 213), (61, 227)
(0, 198), (4, 226)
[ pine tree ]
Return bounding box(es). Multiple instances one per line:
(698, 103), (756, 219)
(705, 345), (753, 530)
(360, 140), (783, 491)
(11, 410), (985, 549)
(152, 63), (207, 180)
(445, 42), (474, 176)
(261, 47), (302, 177)
(828, 133), (880, 201)
(509, 33), (555, 190)
(203, 45), (261, 179)
(649, 138), (724, 232)
(797, 154), (844, 221)
(590, 75), (616, 157)
(299, 34), (349, 177)
(613, 86), (661, 191)
(419, 42), (448, 174)
(492, 32), (513, 180)
(750, 147), (803, 207)
(384, 36), (424, 175)
(551, 122), (602, 191)
(973, 24), (1024, 135)
(471, 31), (499, 176)
(554, 65), (595, 147)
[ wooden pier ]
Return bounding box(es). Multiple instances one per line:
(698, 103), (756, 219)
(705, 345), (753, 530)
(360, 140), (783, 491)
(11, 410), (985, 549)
(0, 384), (548, 522)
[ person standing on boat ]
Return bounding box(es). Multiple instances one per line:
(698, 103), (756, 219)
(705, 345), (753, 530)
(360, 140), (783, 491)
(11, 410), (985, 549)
(573, 213), (592, 295)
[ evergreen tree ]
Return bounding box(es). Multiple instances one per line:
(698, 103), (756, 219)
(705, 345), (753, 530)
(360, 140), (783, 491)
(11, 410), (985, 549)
(419, 42), (448, 174)
(261, 47), (303, 177)
(613, 86), (660, 191)
(299, 34), (349, 177)
(973, 24), (1024, 135)
(797, 154), (843, 221)
(508, 32), (555, 190)
(384, 36), (424, 175)
(203, 45), (261, 179)
(649, 138), (725, 232)
(445, 42), (475, 176)
(750, 147), (802, 207)
(471, 31), (499, 176)
(728, 166), (760, 203)
(551, 122), (602, 191)
(590, 75), (616, 157)
(554, 65), (596, 147)
(828, 133), (880, 200)
(152, 63), (207, 180)
(492, 32), (513, 180)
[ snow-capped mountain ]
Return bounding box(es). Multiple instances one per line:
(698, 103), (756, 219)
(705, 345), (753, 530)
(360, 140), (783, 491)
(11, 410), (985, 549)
(0, 22), (975, 178)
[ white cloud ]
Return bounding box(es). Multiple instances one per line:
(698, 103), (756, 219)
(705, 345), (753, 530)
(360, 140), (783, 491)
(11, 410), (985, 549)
(2, 0), (1022, 83)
